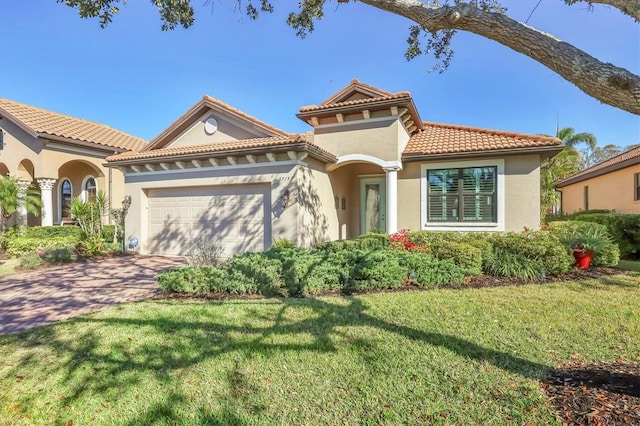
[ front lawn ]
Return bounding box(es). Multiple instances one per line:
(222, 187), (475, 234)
(0, 275), (638, 425)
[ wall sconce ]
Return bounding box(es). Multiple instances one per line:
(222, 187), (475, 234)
(341, 197), (346, 210)
(334, 196), (339, 210)
(281, 189), (290, 209)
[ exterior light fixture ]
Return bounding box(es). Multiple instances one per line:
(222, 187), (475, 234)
(281, 189), (290, 209)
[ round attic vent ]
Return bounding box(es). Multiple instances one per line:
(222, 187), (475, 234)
(204, 117), (218, 135)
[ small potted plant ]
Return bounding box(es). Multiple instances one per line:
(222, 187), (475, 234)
(563, 225), (614, 270)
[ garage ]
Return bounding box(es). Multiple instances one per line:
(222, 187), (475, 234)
(146, 184), (271, 256)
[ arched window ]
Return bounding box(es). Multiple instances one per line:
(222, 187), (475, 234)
(60, 179), (72, 218)
(84, 177), (97, 202)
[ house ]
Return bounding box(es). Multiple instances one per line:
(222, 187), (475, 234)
(106, 80), (562, 256)
(0, 98), (146, 228)
(555, 145), (640, 214)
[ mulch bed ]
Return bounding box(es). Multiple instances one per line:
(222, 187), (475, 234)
(541, 360), (640, 425)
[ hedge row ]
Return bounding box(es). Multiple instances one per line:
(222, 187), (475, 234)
(157, 246), (467, 296)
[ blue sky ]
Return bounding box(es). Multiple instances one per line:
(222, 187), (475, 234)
(1, 1), (638, 147)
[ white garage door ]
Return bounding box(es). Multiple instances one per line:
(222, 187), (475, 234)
(146, 185), (270, 256)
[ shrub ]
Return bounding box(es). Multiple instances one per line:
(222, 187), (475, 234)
(19, 252), (44, 269)
(573, 213), (640, 259)
(406, 231), (463, 246)
(485, 231), (573, 277)
(348, 249), (407, 291)
(186, 238), (226, 267)
(156, 266), (214, 294)
(21, 226), (83, 239)
(226, 253), (285, 296)
(101, 225), (117, 243)
(5, 236), (80, 257)
(42, 246), (78, 263)
(314, 235), (388, 252)
(271, 238), (296, 249)
(548, 221), (620, 267)
(398, 251), (466, 287)
(279, 249), (345, 296)
(430, 241), (483, 275)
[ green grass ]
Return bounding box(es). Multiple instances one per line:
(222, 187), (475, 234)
(0, 259), (19, 276)
(616, 259), (640, 272)
(1, 275), (639, 425)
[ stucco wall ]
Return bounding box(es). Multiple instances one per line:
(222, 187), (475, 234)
(122, 162), (334, 254)
(167, 112), (270, 149)
(559, 165), (640, 214)
(313, 118), (403, 162)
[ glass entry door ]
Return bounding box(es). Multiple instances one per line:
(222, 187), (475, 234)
(360, 178), (386, 234)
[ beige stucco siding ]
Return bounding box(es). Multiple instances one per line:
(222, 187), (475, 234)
(559, 165), (640, 214)
(504, 154), (541, 231)
(0, 119), (42, 179)
(313, 118), (404, 162)
(122, 162), (338, 254)
(167, 112), (270, 149)
(397, 162), (422, 231)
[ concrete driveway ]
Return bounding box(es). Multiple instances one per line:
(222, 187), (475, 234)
(0, 255), (186, 335)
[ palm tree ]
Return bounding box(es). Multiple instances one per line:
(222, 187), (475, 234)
(0, 176), (42, 230)
(540, 127), (597, 218)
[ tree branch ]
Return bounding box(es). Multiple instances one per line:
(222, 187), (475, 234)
(359, 0), (640, 115)
(565, 0), (640, 21)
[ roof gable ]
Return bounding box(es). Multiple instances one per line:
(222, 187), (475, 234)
(143, 96), (288, 152)
(320, 79), (394, 106)
(0, 98), (146, 151)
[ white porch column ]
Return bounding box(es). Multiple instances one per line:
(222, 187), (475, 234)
(15, 180), (30, 227)
(37, 178), (56, 227)
(383, 166), (400, 234)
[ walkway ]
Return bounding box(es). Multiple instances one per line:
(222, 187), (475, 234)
(0, 255), (185, 335)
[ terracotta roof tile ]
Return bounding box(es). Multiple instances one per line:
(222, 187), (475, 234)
(107, 132), (335, 162)
(0, 98), (146, 151)
(555, 145), (640, 187)
(300, 92), (412, 113)
(404, 122), (561, 156)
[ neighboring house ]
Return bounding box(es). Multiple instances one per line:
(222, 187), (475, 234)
(0, 98), (146, 229)
(106, 80), (562, 256)
(555, 145), (640, 214)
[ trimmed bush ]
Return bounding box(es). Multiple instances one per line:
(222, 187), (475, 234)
(398, 251), (466, 287)
(348, 249), (407, 291)
(226, 253), (285, 296)
(430, 241), (483, 275)
(21, 226), (83, 239)
(42, 246), (78, 264)
(19, 252), (44, 269)
(279, 249), (345, 296)
(156, 266), (214, 294)
(5, 236), (80, 257)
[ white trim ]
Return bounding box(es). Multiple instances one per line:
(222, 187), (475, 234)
(45, 142), (110, 158)
(314, 115), (397, 130)
(81, 175), (98, 202)
(420, 158), (505, 232)
(57, 178), (73, 223)
(330, 154), (403, 171)
(123, 160), (305, 177)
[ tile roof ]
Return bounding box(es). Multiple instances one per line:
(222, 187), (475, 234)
(299, 92), (412, 113)
(107, 133), (336, 163)
(555, 145), (640, 187)
(403, 122), (561, 156)
(0, 98), (146, 151)
(319, 78), (395, 105)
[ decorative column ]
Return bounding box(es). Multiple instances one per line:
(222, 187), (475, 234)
(383, 166), (400, 234)
(15, 180), (31, 227)
(37, 178), (57, 227)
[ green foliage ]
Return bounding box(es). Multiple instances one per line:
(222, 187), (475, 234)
(271, 238), (296, 249)
(548, 221), (620, 267)
(277, 248), (345, 296)
(430, 241), (483, 275)
(573, 213), (640, 259)
(19, 252), (44, 269)
(397, 251), (466, 287)
(186, 238), (226, 267)
(314, 236), (388, 252)
(0, 177), (42, 228)
(226, 252), (285, 296)
(21, 226), (83, 239)
(485, 231), (573, 277)
(42, 247), (79, 264)
(156, 266), (214, 294)
(348, 249), (407, 291)
(4, 236), (80, 257)
(101, 225), (116, 243)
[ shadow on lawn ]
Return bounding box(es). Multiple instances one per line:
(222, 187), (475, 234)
(2, 296), (549, 424)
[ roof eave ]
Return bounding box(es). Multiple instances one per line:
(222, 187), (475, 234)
(41, 134), (127, 154)
(401, 145), (564, 162)
(555, 156), (640, 188)
(0, 107), (38, 138)
(296, 96), (413, 120)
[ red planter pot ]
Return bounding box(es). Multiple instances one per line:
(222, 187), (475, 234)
(573, 249), (593, 270)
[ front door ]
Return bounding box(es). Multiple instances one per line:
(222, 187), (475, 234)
(360, 178), (386, 234)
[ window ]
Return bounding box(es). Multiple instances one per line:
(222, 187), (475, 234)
(584, 185), (589, 211)
(60, 179), (72, 217)
(427, 166), (497, 223)
(635, 173), (640, 201)
(84, 177), (97, 202)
